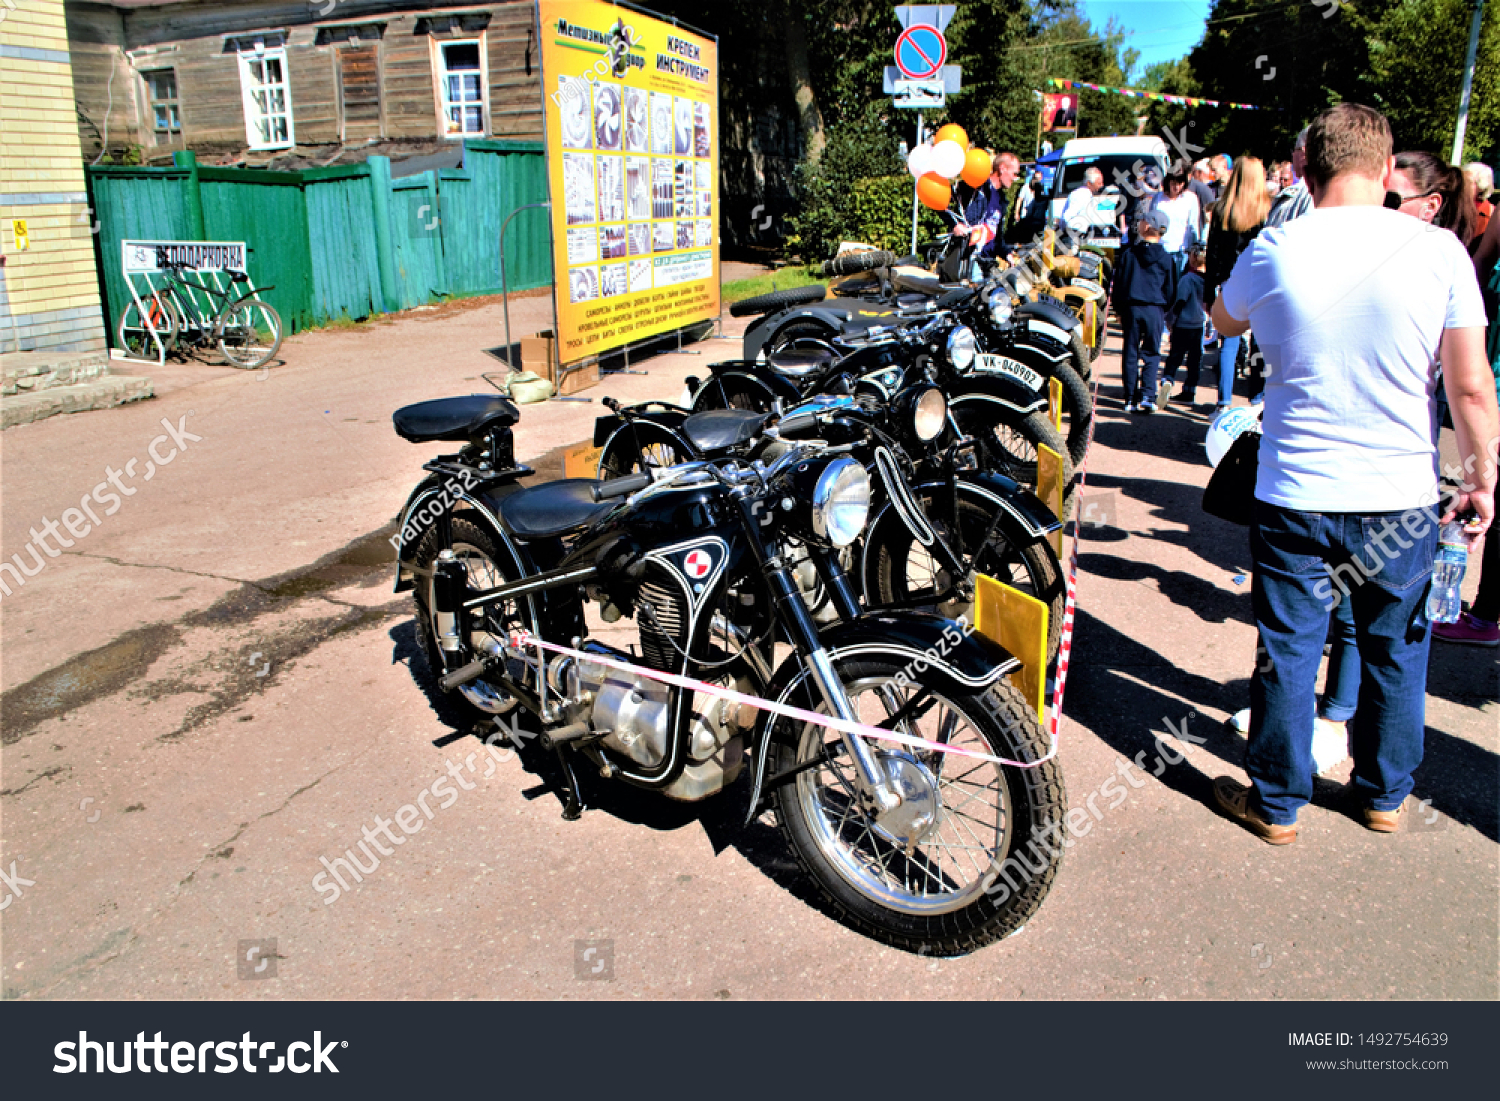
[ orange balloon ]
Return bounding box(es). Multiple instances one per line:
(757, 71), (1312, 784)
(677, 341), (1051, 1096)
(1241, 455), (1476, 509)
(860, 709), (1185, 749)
(960, 147), (992, 188)
(934, 123), (969, 150)
(917, 171), (952, 211)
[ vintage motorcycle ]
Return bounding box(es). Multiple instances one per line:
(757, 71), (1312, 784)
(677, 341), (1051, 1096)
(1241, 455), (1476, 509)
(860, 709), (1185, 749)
(593, 367), (1066, 661)
(391, 392), (1064, 954)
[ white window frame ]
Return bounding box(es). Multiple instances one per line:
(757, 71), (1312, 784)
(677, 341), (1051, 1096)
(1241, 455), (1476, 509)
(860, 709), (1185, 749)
(237, 44), (295, 151)
(430, 35), (488, 139)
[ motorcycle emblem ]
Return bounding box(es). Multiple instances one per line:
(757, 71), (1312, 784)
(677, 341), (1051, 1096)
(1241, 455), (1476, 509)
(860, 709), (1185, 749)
(683, 549), (713, 579)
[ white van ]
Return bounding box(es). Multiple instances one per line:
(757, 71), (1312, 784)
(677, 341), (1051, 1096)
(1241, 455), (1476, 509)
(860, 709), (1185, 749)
(1047, 136), (1171, 245)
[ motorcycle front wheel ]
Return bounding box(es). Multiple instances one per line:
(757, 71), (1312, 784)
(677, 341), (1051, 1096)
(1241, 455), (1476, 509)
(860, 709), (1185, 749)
(950, 405), (1075, 520)
(769, 662), (1064, 955)
(866, 491), (1064, 663)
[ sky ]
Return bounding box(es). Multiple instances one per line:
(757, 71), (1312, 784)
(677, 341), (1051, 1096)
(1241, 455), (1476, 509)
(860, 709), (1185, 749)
(1080, 0), (1212, 77)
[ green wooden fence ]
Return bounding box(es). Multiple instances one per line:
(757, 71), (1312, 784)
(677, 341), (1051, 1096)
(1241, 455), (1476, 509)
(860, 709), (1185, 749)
(86, 140), (551, 345)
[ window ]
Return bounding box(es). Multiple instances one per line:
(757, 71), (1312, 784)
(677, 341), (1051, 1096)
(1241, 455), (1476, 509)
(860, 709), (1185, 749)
(237, 46), (294, 150)
(338, 45), (381, 133)
(439, 41), (484, 137)
(143, 69), (180, 145)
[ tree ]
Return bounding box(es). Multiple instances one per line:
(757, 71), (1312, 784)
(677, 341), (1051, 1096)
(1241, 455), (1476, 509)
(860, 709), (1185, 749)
(1364, 0), (1499, 162)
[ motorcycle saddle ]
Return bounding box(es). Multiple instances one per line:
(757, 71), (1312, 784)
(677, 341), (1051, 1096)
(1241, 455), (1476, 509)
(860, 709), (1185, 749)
(498, 479), (613, 539)
(393, 394), (519, 443)
(682, 408), (767, 453)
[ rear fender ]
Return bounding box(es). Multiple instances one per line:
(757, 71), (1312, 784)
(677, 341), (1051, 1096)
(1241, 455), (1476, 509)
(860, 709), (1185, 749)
(392, 477), (529, 593)
(691, 363), (802, 411)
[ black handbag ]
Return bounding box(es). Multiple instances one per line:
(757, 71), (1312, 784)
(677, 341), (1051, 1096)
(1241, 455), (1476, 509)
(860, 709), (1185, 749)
(1202, 430), (1261, 526)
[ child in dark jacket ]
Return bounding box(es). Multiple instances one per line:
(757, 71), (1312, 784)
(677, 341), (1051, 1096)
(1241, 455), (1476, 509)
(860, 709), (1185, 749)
(1159, 247), (1207, 406)
(1110, 208), (1177, 413)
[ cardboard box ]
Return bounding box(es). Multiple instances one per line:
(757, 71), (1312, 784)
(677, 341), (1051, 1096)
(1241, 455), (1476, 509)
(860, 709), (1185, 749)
(520, 330), (557, 382)
(558, 362), (600, 396)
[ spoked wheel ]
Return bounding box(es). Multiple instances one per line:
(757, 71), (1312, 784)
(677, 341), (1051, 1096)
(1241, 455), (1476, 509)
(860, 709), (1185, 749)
(215, 298), (283, 370)
(770, 663), (1065, 955)
(117, 294), (179, 359)
(597, 421), (692, 480)
(410, 517), (536, 719)
(951, 404), (1075, 520)
(868, 492), (1064, 663)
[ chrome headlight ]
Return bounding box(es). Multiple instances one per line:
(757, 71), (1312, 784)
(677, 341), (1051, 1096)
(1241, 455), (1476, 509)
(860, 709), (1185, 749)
(912, 386), (947, 441)
(946, 326), (977, 370)
(810, 457), (870, 547)
(988, 292), (1014, 327)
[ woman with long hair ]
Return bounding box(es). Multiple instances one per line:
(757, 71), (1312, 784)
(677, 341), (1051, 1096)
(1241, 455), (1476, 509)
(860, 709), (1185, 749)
(1389, 150), (1477, 245)
(1205, 156), (1272, 411)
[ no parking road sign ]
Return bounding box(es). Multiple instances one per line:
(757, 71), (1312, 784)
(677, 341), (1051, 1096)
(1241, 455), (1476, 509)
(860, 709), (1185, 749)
(894, 24), (946, 80)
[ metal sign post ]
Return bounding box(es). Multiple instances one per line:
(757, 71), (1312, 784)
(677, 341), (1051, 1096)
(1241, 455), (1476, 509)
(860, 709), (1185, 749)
(888, 6), (959, 260)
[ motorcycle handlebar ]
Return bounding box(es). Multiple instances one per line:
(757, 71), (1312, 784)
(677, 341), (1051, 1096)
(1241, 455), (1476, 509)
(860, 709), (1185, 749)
(591, 471), (653, 501)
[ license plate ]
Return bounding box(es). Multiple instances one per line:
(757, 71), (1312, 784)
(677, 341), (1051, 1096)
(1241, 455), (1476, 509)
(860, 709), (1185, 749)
(975, 353), (1044, 390)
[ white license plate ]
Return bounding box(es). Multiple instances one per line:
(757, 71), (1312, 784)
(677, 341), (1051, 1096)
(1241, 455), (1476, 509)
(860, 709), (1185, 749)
(975, 353), (1044, 390)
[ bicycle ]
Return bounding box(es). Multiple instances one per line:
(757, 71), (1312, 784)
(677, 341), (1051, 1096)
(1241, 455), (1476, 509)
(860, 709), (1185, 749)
(118, 258), (283, 371)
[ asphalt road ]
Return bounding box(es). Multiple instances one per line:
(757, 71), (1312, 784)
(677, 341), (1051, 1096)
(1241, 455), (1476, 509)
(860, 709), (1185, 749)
(2, 290), (1495, 1000)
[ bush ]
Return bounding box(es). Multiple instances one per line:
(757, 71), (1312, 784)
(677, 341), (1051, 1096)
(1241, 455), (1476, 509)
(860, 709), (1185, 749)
(848, 175), (947, 253)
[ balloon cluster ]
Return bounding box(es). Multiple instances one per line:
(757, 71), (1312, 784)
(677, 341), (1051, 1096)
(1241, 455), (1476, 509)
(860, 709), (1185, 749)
(905, 124), (992, 211)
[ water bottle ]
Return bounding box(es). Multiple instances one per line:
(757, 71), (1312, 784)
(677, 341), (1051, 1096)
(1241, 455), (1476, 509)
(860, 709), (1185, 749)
(1426, 521), (1471, 624)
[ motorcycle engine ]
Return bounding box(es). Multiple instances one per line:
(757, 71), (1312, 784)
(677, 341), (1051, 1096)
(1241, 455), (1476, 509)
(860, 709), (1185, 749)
(562, 563), (749, 800)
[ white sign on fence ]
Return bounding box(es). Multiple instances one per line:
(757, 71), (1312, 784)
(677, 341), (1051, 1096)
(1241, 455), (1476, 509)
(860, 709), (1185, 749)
(122, 240), (246, 274)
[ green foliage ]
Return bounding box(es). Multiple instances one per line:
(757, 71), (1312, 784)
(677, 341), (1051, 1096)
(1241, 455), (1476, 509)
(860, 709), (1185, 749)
(786, 110), (907, 260)
(1365, 0), (1499, 162)
(848, 175), (948, 251)
(723, 265), (827, 303)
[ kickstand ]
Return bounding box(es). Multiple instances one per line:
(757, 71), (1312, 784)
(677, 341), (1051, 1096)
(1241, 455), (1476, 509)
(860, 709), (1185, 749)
(554, 746), (585, 821)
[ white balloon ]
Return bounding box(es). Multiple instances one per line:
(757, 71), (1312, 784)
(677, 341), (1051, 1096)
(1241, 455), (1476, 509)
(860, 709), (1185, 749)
(931, 139), (967, 179)
(907, 143), (934, 178)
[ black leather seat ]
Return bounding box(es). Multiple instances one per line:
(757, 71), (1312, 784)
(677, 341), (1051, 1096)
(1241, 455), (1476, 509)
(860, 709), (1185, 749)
(393, 394), (519, 443)
(682, 409), (767, 453)
(498, 479), (612, 539)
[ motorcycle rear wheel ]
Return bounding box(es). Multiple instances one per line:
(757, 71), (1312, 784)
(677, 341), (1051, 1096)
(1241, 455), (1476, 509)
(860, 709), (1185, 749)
(410, 517), (537, 719)
(597, 421), (692, 480)
(769, 663), (1064, 955)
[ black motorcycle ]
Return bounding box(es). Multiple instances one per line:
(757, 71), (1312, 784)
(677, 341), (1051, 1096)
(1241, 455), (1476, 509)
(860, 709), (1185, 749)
(391, 392), (1064, 954)
(689, 310), (1077, 518)
(593, 371), (1066, 662)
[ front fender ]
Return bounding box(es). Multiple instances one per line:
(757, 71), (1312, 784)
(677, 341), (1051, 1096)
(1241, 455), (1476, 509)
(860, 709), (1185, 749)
(1015, 298), (1080, 345)
(745, 612), (1019, 818)
(743, 302), (899, 361)
(948, 376), (1049, 418)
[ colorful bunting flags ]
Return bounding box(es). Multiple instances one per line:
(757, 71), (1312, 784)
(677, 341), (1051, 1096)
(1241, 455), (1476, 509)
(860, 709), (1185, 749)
(1046, 77), (1276, 112)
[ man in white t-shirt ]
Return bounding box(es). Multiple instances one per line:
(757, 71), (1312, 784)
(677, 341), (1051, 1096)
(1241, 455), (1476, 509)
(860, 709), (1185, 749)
(1059, 167), (1103, 242)
(1208, 103), (1498, 844)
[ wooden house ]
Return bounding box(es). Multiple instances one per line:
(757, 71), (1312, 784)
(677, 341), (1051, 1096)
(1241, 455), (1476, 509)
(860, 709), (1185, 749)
(66, 0), (544, 164)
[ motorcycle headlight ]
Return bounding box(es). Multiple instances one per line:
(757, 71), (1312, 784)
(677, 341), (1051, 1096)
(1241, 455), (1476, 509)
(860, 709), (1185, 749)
(946, 326), (977, 370)
(989, 294), (1013, 327)
(810, 457), (870, 547)
(912, 386), (947, 441)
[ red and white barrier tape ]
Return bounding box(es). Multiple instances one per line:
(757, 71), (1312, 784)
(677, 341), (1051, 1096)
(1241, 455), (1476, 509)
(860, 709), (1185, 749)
(508, 631), (1047, 769)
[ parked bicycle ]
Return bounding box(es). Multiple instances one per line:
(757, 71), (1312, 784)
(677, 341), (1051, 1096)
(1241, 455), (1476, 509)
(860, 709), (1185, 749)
(118, 258), (283, 370)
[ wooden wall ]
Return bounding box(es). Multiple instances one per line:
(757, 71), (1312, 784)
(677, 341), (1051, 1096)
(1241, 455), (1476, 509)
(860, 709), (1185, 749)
(64, 1), (543, 158)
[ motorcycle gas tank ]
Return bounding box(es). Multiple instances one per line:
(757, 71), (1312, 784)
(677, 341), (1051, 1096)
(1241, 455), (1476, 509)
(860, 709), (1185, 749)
(560, 481), (746, 577)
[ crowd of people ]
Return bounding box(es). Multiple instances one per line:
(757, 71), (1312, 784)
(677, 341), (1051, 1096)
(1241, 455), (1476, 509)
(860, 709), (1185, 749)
(1108, 104), (1499, 845)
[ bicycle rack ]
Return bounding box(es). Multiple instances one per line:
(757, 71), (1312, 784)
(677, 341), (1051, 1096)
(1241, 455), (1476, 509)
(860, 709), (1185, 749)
(119, 240), (262, 366)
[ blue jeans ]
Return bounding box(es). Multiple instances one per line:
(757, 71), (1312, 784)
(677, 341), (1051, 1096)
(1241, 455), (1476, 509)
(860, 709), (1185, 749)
(1248, 502), (1437, 824)
(1120, 304), (1164, 404)
(1218, 334), (1241, 404)
(1319, 597), (1360, 723)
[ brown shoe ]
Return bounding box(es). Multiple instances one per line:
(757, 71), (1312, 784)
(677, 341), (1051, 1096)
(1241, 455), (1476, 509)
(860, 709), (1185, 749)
(1213, 776), (1298, 845)
(1362, 802), (1404, 833)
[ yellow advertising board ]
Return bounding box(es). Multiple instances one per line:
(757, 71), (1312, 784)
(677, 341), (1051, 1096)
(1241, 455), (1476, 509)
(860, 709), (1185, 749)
(538, 2), (720, 367)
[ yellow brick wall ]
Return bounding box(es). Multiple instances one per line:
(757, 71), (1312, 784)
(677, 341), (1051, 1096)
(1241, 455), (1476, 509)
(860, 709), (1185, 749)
(1, 0), (105, 346)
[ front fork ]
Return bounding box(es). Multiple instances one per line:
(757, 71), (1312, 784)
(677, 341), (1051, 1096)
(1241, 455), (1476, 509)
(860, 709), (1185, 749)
(739, 498), (901, 815)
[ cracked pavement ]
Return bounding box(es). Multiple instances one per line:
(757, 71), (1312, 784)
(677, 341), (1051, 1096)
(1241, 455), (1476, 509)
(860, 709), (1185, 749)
(2, 289), (1495, 1000)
